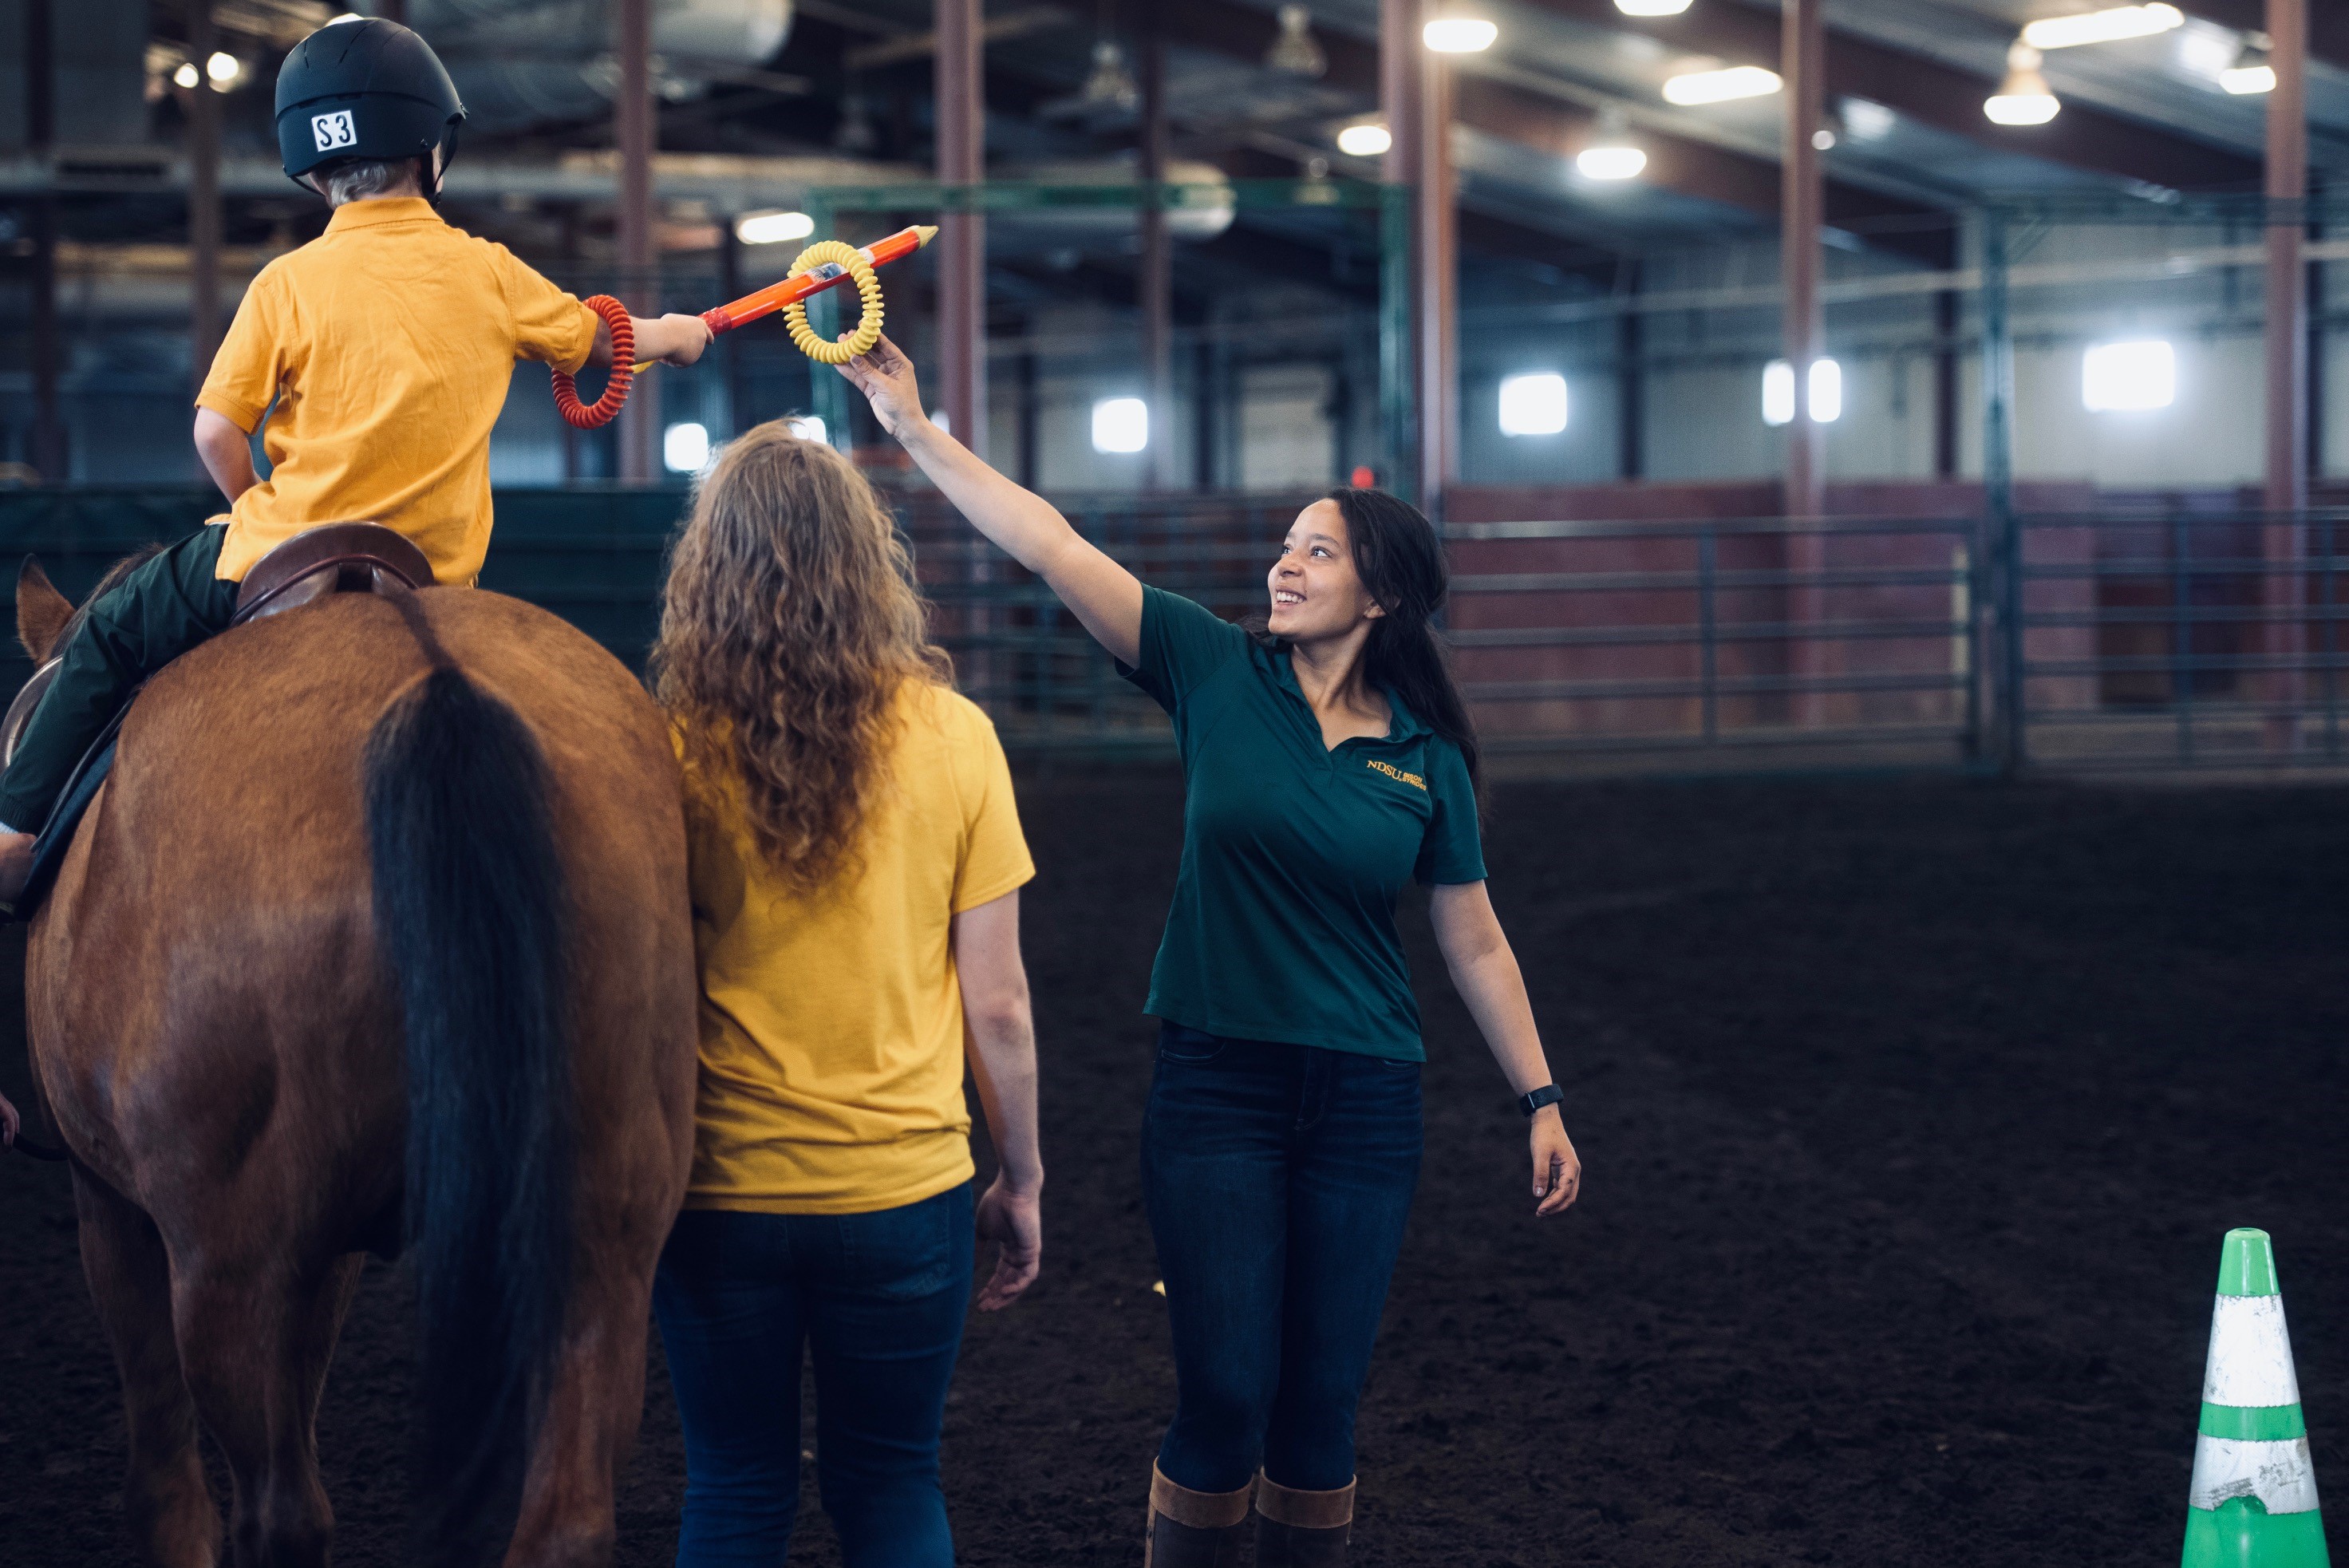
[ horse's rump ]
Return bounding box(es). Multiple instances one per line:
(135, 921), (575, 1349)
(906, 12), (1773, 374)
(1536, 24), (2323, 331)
(23, 586), (699, 1563)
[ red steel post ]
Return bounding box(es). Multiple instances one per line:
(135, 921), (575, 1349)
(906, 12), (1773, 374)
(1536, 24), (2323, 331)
(936, 0), (985, 458)
(1782, 0), (1828, 725)
(188, 0), (223, 400)
(615, 0), (657, 480)
(1139, 21), (1173, 491)
(2265, 0), (2308, 745)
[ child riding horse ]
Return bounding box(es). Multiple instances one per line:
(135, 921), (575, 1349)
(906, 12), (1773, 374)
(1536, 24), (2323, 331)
(0, 15), (709, 902)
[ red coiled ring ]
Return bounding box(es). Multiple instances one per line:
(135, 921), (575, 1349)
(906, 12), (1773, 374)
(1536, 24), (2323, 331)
(551, 294), (634, 430)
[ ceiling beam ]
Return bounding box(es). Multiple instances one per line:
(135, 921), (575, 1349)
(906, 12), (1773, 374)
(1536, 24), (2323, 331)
(2172, 0), (2349, 74)
(1213, 142), (1629, 283)
(1154, 0), (1955, 260)
(1456, 75), (1956, 265)
(1517, 0), (2257, 192)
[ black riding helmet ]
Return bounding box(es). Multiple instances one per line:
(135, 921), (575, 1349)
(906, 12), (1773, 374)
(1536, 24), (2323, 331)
(274, 17), (465, 200)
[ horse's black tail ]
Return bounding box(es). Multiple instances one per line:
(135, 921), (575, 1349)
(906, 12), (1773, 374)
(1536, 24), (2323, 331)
(365, 664), (574, 1566)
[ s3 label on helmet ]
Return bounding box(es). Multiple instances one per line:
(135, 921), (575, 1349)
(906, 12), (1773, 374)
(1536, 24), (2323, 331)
(311, 111), (357, 152)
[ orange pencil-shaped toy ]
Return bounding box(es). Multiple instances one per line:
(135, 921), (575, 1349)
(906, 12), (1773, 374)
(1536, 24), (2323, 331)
(632, 223), (938, 369)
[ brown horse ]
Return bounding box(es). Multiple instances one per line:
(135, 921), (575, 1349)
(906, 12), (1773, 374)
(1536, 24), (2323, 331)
(12, 559), (698, 1567)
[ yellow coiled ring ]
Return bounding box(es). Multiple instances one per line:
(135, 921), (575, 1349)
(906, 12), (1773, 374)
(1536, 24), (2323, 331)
(782, 240), (884, 364)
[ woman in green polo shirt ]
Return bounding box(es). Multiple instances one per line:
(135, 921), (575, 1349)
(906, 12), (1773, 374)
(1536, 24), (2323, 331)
(840, 336), (1578, 1568)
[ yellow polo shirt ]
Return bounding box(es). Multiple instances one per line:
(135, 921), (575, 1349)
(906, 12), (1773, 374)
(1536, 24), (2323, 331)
(681, 680), (1034, 1215)
(195, 196), (598, 584)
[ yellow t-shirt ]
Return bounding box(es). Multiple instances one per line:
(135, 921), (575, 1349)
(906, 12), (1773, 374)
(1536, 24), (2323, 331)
(682, 681), (1035, 1215)
(195, 196), (598, 584)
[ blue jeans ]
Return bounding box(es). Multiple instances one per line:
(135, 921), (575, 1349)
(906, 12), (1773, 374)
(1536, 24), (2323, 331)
(652, 1184), (976, 1567)
(1141, 1022), (1423, 1495)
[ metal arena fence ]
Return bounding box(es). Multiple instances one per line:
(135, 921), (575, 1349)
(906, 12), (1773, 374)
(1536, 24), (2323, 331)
(3, 485), (2349, 776)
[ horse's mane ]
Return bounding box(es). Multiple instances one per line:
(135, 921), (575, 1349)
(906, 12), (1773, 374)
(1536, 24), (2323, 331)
(86, 543), (168, 606)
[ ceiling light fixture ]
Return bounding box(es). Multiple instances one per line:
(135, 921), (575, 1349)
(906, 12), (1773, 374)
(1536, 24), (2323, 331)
(1985, 41), (2061, 124)
(1577, 143), (1648, 180)
(1662, 65), (1782, 105)
(2221, 35), (2276, 94)
(1084, 39), (1139, 109)
(1615, 0), (1692, 14)
(1336, 120), (1392, 157)
(173, 61), (199, 89)
(2021, 4), (2183, 50)
(1841, 98), (1897, 141)
(1423, 11), (1498, 52)
(206, 51), (240, 84)
(735, 209), (815, 245)
(1266, 5), (1328, 77)
(1577, 110), (1647, 181)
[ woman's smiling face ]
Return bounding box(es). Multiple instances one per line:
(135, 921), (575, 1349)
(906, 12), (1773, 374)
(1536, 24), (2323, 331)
(1267, 499), (1384, 644)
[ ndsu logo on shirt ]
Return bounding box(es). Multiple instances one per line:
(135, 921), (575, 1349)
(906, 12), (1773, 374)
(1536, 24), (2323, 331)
(1365, 756), (1427, 792)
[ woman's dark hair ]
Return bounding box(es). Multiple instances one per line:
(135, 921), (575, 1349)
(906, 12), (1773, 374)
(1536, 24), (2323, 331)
(1256, 487), (1482, 800)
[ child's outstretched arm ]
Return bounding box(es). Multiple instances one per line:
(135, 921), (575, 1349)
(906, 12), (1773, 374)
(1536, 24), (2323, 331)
(194, 407), (259, 504)
(589, 313), (712, 369)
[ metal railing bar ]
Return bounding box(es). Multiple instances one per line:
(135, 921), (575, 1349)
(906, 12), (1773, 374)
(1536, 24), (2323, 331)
(2022, 654), (2342, 676)
(1448, 516), (1980, 543)
(2018, 605), (2349, 628)
(1450, 567), (1970, 594)
(1451, 618), (1972, 649)
(1466, 672), (1967, 701)
(1477, 722), (1972, 755)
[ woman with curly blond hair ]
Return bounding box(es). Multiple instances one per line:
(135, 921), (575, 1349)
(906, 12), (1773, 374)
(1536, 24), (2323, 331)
(650, 421), (1042, 1568)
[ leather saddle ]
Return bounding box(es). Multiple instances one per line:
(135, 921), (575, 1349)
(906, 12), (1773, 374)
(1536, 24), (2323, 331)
(231, 521), (433, 626)
(0, 523), (433, 919)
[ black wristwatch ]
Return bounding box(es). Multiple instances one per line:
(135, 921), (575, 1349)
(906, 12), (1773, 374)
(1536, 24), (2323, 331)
(1517, 1084), (1564, 1119)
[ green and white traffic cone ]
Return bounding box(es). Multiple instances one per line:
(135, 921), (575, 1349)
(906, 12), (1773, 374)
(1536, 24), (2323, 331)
(2182, 1228), (2330, 1568)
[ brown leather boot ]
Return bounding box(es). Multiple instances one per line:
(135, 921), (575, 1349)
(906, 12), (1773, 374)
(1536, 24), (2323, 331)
(1253, 1473), (1354, 1566)
(1143, 1463), (1250, 1568)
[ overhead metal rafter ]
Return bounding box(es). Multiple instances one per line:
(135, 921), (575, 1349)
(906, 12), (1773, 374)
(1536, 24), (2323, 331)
(2173, 0), (2348, 73)
(1455, 75), (1954, 263)
(1153, 0), (1953, 258)
(1519, 0), (2258, 192)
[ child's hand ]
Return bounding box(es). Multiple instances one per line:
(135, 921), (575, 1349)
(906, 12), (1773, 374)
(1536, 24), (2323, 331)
(652, 314), (713, 367)
(0, 1090), (18, 1147)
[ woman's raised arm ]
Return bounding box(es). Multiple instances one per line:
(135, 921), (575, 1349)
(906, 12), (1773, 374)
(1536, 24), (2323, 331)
(836, 334), (1143, 666)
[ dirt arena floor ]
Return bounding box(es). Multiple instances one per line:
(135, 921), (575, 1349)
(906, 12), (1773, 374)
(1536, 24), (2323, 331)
(4, 773), (2347, 1566)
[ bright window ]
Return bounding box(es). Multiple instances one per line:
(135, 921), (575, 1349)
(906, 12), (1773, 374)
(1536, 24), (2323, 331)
(2082, 340), (2176, 412)
(1092, 397), (1149, 454)
(663, 421), (710, 473)
(1498, 373), (1569, 436)
(1763, 361), (1796, 426)
(1763, 359), (1842, 425)
(1809, 357), (1843, 424)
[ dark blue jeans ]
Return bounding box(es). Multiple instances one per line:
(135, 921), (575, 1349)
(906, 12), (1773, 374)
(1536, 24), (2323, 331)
(652, 1184), (975, 1567)
(1141, 1022), (1423, 1495)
